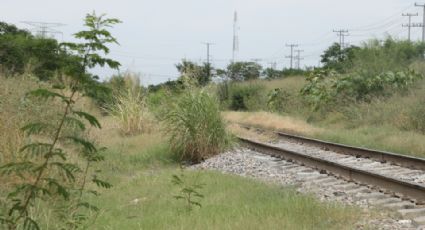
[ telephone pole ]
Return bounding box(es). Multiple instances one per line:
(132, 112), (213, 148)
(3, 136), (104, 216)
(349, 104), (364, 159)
(203, 42), (214, 79)
(333, 29), (349, 48)
(285, 44), (298, 69)
(295, 49), (304, 69)
(403, 13), (419, 41)
(415, 3), (425, 42)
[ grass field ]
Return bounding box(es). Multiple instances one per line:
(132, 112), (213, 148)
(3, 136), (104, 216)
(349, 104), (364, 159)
(86, 124), (362, 230)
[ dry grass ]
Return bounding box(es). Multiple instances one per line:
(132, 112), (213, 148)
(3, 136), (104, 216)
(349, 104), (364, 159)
(223, 111), (321, 136)
(224, 111), (425, 158)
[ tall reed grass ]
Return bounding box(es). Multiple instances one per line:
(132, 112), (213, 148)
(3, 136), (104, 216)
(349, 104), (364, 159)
(164, 90), (232, 163)
(107, 73), (154, 135)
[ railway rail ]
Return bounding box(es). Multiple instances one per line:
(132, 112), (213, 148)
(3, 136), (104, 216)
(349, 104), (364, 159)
(234, 124), (425, 226)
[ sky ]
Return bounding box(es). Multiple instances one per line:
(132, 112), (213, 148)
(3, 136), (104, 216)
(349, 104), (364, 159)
(1, 0), (421, 85)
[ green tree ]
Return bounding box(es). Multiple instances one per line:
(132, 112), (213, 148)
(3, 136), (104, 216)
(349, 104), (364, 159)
(175, 59), (211, 86)
(227, 61), (262, 81)
(320, 43), (358, 72)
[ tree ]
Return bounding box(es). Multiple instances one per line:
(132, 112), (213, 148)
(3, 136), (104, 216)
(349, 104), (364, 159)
(227, 61), (262, 81)
(175, 59), (211, 86)
(320, 43), (358, 72)
(263, 68), (282, 80)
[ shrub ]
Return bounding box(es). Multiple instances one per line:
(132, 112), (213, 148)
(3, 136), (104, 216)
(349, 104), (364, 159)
(228, 83), (266, 111)
(301, 69), (423, 111)
(267, 88), (292, 113)
(164, 90), (231, 163)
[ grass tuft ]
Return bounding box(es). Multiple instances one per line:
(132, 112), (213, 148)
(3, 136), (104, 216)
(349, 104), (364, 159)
(164, 90), (232, 163)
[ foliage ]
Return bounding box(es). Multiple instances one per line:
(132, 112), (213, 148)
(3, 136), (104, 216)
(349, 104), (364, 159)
(301, 68), (423, 111)
(263, 68), (283, 80)
(267, 88), (292, 112)
(107, 75), (154, 136)
(176, 59), (211, 87)
(163, 90), (231, 163)
(351, 38), (425, 77)
(320, 43), (358, 72)
(0, 12), (120, 229)
(0, 25), (66, 80)
(172, 172), (204, 211)
(228, 83), (266, 111)
(227, 61), (262, 81)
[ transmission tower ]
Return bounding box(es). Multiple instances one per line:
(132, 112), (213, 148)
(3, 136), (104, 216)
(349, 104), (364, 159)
(333, 29), (349, 48)
(232, 11), (239, 63)
(20, 21), (65, 39)
(295, 49), (304, 69)
(402, 13), (419, 41)
(415, 3), (425, 42)
(285, 44), (298, 69)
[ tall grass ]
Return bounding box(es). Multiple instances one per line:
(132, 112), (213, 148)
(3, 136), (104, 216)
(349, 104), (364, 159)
(107, 74), (155, 135)
(164, 90), (231, 163)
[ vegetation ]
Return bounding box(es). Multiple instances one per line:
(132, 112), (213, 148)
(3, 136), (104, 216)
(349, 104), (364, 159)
(0, 12), (120, 229)
(2, 8), (425, 230)
(163, 90), (231, 163)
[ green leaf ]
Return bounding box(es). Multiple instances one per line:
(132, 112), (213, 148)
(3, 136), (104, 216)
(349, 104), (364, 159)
(64, 116), (86, 131)
(62, 136), (97, 153)
(78, 202), (99, 212)
(20, 143), (52, 157)
(42, 178), (70, 200)
(26, 89), (67, 102)
(171, 174), (183, 185)
(0, 162), (36, 176)
(73, 111), (101, 128)
(92, 176), (112, 189)
(50, 162), (81, 182)
(21, 123), (52, 136)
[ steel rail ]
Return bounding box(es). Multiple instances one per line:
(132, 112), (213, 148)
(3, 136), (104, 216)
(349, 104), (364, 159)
(238, 137), (425, 204)
(238, 123), (425, 170)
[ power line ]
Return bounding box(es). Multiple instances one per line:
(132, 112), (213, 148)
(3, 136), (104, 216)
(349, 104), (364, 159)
(285, 44), (298, 69)
(294, 49), (304, 69)
(402, 13), (419, 41)
(20, 21), (65, 39)
(415, 3), (425, 42)
(333, 29), (349, 48)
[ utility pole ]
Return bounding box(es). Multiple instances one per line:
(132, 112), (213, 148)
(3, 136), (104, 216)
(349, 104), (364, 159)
(333, 29), (349, 48)
(20, 21), (65, 39)
(295, 49), (304, 69)
(203, 42), (214, 79)
(403, 13), (419, 41)
(285, 44), (298, 69)
(232, 11), (239, 63)
(415, 3), (425, 42)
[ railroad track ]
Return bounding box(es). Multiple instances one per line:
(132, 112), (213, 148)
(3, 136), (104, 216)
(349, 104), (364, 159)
(235, 124), (425, 227)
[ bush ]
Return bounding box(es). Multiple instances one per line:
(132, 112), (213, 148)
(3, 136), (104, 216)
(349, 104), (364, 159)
(164, 90), (231, 163)
(228, 83), (266, 111)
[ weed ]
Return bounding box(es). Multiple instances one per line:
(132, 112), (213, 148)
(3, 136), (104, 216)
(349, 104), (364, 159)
(172, 172), (204, 211)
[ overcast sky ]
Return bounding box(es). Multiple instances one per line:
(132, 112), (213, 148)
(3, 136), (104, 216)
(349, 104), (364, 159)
(1, 0), (421, 85)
